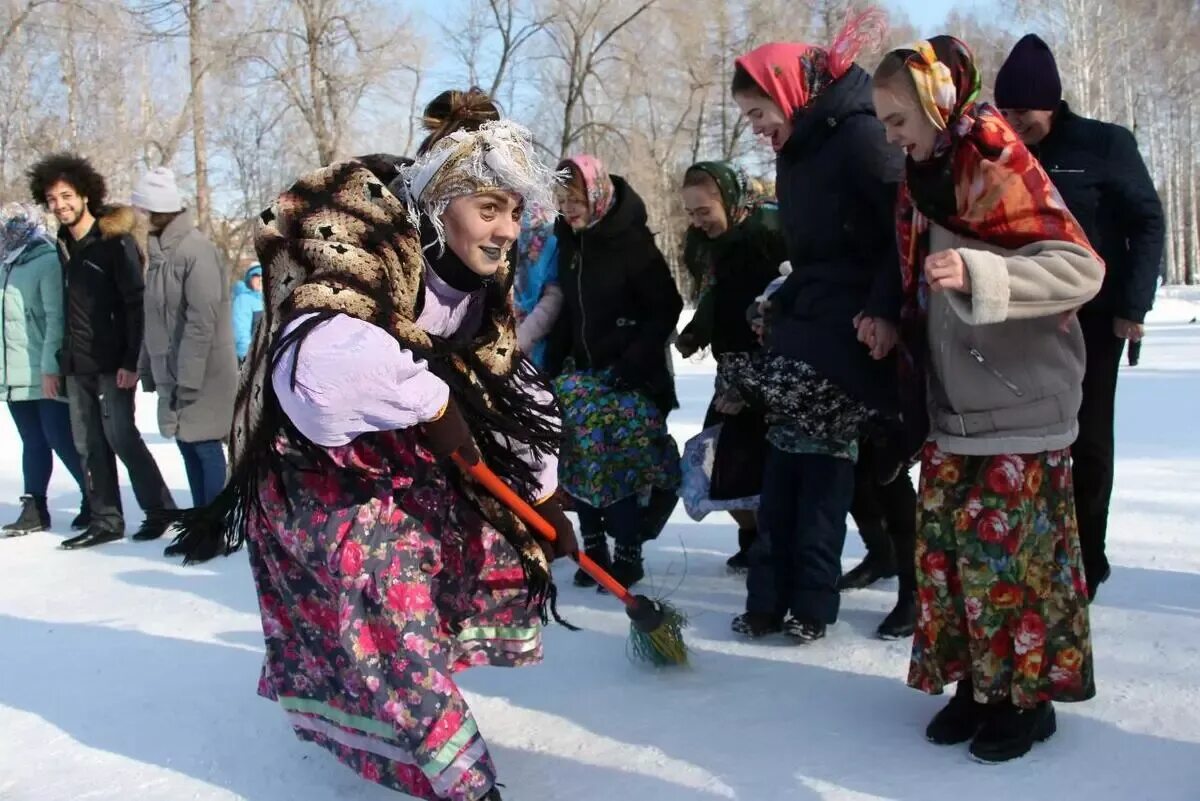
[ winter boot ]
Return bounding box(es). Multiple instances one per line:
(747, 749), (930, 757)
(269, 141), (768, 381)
(731, 611), (783, 638)
(783, 617), (827, 644)
(3, 495), (50, 537)
(838, 554), (897, 591)
(574, 529), (610, 588)
(725, 528), (756, 573)
(71, 499), (92, 531)
(969, 702), (1057, 764)
(609, 542), (644, 589)
(926, 679), (991, 745)
(61, 526), (124, 550)
(877, 593), (916, 640)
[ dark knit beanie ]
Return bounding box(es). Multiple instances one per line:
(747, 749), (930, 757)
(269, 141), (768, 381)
(995, 34), (1063, 111)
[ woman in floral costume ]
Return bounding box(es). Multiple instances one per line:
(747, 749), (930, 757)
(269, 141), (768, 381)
(868, 37), (1102, 763)
(544, 154), (683, 590)
(163, 118), (577, 801)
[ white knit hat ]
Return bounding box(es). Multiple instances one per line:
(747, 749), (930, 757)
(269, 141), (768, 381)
(131, 167), (184, 213)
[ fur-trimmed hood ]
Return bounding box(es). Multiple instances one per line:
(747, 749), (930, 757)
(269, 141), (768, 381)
(97, 205), (137, 240)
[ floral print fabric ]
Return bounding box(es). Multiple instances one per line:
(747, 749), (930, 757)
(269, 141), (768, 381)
(909, 443), (1096, 708)
(717, 352), (868, 459)
(249, 427), (542, 801)
(554, 368), (680, 508)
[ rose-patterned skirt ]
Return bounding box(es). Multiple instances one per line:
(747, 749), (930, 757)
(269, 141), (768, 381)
(909, 443), (1096, 707)
(247, 428), (542, 801)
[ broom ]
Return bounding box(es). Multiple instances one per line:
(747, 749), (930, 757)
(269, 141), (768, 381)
(452, 454), (689, 667)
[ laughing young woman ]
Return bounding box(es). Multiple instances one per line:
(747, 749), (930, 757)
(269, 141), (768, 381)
(868, 36), (1101, 763)
(163, 120), (577, 801)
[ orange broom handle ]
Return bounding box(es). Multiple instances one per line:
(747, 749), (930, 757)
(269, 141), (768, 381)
(452, 453), (634, 604)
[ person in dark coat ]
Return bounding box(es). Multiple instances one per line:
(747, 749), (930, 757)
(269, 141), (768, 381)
(721, 8), (915, 643)
(996, 34), (1166, 599)
(28, 153), (176, 549)
(545, 155), (683, 590)
(675, 161), (785, 571)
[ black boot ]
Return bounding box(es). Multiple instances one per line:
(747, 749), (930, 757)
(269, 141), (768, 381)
(731, 611), (783, 637)
(725, 528), (755, 573)
(783, 617), (827, 644)
(71, 499), (92, 531)
(3, 495), (50, 537)
(61, 526), (124, 550)
(609, 542), (644, 589)
(926, 680), (990, 745)
(969, 701), (1057, 764)
(838, 555), (897, 591)
(574, 530), (610, 588)
(132, 510), (173, 542)
(482, 786), (503, 800)
(877, 593), (916, 640)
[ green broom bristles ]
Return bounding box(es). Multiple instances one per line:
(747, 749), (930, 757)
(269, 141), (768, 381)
(627, 600), (689, 667)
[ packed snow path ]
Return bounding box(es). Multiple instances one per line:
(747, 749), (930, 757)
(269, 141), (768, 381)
(3, 290), (1199, 801)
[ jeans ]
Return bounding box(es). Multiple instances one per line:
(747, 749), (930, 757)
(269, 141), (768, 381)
(7, 399), (86, 498)
(66, 374), (176, 533)
(178, 439), (227, 507)
(747, 446), (856, 624)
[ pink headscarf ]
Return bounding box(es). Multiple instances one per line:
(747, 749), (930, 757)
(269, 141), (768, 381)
(734, 9), (888, 118)
(561, 154), (615, 226)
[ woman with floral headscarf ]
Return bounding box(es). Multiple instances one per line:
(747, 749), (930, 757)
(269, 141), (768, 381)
(1, 203), (88, 536)
(545, 155), (683, 590)
(721, 8), (910, 643)
(675, 161), (785, 570)
(869, 36), (1101, 763)
(161, 119), (577, 801)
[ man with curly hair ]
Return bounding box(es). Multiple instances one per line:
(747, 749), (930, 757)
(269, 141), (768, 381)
(28, 153), (175, 549)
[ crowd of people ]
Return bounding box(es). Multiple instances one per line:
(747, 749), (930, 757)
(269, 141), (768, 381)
(0, 11), (1165, 800)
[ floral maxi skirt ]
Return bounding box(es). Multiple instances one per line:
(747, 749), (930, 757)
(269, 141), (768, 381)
(909, 444), (1096, 707)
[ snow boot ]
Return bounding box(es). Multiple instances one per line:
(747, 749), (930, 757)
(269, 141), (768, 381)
(574, 529), (610, 589)
(969, 701), (1056, 764)
(71, 499), (92, 531)
(877, 593), (916, 640)
(725, 528), (756, 573)
(926, 679), (991, 745)
(731, 611), (783, 638)
(838, 554), (896, 591)
(61, 526), (124, 550)
(783, 617), (826, 644)
(3, 495), (50, 537)
(609, 542), (644, 589)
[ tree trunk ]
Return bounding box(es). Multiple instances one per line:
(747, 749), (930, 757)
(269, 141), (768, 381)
(190, 0), (212, 234)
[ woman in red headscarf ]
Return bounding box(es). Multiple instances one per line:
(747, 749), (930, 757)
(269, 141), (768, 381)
(720, 9), (917, 643)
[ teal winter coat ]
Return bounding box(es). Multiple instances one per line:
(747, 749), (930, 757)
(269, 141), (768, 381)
(1, 240), (66, 402)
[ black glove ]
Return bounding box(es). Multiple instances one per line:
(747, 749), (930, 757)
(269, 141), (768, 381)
(421, 398), (480, 463)
(532, 496), (579, 562)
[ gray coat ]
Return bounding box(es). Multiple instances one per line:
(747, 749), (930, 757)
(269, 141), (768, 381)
(140, 210), (237, 443)
(926, 223), (1103, 456)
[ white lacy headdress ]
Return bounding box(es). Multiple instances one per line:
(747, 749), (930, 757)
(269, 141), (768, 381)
(392, 120), (563, 250)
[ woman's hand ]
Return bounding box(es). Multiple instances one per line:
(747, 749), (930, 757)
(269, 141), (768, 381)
(854, 313), (898, 360)
(924, 249), (971, 294)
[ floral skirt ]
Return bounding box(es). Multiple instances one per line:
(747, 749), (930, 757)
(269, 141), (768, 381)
(909, 444), (1096, 707)
(554, 369), (680, 509)
(250, 429), (542, 801)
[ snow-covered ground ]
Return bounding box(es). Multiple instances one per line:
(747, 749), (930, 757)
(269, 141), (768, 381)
(2, 291), (1199, 801)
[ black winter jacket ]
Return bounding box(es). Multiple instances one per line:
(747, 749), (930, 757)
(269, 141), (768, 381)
(545, 175), (683, 413)
(766, 65), (904, 412)
(1032, 103), (1165, 323)
(680, 206), (787, 358)
(55, 206), (147, 376)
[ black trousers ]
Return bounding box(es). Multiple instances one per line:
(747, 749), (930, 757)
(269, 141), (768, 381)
(747, 447), (856, 624)
(850, 437), (917, 595)
(1073, 313), (1126, 584)
(66, 374), (176, 533)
